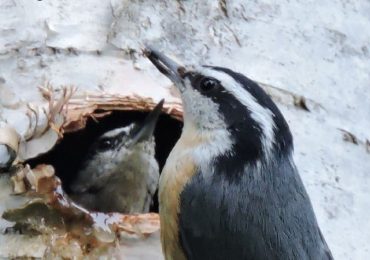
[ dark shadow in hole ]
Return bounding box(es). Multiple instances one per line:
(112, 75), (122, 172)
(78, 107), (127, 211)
(27, 110), (183, 213)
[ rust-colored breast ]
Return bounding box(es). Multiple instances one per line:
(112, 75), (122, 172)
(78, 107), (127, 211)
(158, 130), (203, 260)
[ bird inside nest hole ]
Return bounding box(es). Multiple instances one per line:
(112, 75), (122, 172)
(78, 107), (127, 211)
(26, 109), (183, 214)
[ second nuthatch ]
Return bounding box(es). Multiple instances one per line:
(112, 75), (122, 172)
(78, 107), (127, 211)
(70, 100), (164, 214)
(145, 47), (333, 260)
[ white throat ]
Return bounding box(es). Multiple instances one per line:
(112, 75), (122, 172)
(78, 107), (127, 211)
(181, 119), (233, 173)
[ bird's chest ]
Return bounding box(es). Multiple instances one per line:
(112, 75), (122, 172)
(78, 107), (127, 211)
(159, 136), (201, 260)
(99, 152), (158, 213)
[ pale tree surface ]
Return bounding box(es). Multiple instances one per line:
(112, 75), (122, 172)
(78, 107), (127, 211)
(0, 1), (370, 259)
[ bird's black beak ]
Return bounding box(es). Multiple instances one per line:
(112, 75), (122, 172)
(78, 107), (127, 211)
(128, 99), (164, 146)
(144, 45), (186, 86)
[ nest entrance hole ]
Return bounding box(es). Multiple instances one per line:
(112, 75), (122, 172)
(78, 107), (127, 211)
(27, 109), (183, 213)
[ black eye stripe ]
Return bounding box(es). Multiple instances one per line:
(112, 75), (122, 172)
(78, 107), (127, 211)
(97, 138), (115, 151)
(199, 78), (219, 92)
(187, 73), (220, 93)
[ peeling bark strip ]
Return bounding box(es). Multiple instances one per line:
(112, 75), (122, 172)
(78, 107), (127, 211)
(3, 83), (182, 161)
(258, 81), (324, 112)
(0, 126), (19, 154)
(338, 129), (370, 154)
(339, 128), (359, 145)
(64, 94), (183, 133)
(0, 126), (19, 171)
(3, 164), (160, 258)
(219, 0), (228, 17)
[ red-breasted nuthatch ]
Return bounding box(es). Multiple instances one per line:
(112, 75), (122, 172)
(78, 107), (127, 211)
(70, 100), (164, 214)
(145, 47), (333, 260)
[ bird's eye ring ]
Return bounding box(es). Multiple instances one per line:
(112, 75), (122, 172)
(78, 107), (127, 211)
(199, 77), (219, 92)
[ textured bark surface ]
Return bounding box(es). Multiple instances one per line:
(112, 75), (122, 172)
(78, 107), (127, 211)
(0, 1), (369, 259)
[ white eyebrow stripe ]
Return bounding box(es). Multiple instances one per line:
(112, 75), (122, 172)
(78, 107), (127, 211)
(101, 125), (133, 138)
(199, 67), (276, 156)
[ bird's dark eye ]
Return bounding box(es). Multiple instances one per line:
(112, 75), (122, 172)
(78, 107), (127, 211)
(98, 139), (113, 151)
(199, 77), (219, 92)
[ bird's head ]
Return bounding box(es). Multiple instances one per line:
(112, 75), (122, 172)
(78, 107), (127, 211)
(145, 47), (292, 172)
(71, 100), (163, 193)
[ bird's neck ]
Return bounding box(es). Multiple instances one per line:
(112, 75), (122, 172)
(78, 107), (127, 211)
(180, 119), (294, 180)
(180, 121), (234, 167)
